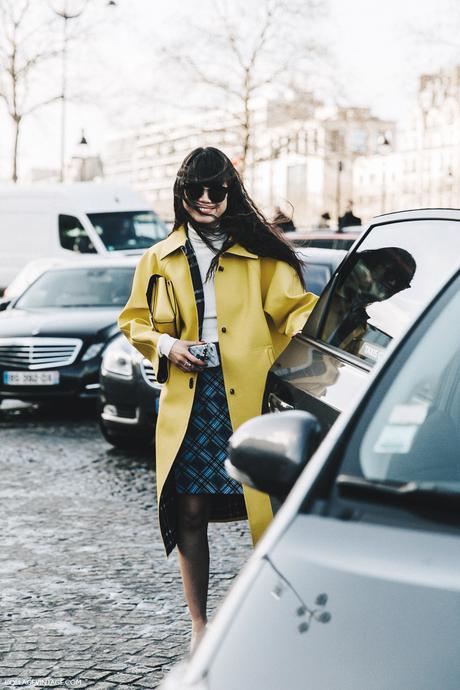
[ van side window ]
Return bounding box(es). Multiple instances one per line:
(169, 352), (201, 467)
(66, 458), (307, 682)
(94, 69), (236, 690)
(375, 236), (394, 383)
(59, 215), (96, 254)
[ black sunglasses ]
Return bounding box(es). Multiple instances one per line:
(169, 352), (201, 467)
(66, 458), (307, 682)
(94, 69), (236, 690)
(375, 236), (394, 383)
(184, 182), (229, 204)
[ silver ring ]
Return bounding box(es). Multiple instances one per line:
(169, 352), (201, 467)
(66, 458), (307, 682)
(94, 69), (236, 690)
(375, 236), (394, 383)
(185, 361), (192, 368)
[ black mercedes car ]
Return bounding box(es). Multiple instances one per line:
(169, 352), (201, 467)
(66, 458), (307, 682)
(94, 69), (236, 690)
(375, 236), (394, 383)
(0, 258), (138, 406)
(98, 334), (162, 449)
(264, 208), (460, 440)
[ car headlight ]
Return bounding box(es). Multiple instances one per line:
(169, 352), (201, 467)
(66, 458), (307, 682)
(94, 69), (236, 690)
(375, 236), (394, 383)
(82, 343), (105, 361)
(101, 343), (133, 378)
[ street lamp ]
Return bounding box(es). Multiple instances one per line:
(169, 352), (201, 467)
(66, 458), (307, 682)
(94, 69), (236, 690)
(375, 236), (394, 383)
(378, 133), (391, 214)
(48, 0), (88, 182)
(48, 0), (117, 183)
(336, 160), (343, 227)
(446, 167), (454, 207)
(77, 129), (88, 181)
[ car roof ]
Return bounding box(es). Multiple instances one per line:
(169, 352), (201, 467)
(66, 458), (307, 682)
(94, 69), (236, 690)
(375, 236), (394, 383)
(286, 231), (362, 240)
(372, 207), (460, 222)
(0, 182), (151, 213)
(296, 247), (347, 262)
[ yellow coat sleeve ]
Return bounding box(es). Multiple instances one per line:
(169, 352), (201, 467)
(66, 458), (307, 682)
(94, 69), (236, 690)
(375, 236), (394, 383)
(118, 249), (160, 363)
(262, 259), (319, 337)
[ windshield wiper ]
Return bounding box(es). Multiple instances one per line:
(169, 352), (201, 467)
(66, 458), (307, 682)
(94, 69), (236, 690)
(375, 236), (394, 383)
(336, 474), (460, 511)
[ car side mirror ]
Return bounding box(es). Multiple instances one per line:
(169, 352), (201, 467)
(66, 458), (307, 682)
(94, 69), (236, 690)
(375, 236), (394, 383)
(225, 410), (322, 499)
(0, 299), (11, 311)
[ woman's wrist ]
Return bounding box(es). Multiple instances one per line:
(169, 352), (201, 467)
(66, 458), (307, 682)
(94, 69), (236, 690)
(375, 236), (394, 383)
(158, 333), (178, 359)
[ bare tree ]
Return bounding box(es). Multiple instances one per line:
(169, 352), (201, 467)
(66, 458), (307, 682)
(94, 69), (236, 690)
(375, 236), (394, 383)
(406, 0), (460, 72)
(164, 0), (329, 177)
(0, 0), (112, 183)
(0, 0), (65, 181)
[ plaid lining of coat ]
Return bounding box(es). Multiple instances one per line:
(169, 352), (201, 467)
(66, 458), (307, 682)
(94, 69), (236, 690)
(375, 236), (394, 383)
(159, 234), (246, 556)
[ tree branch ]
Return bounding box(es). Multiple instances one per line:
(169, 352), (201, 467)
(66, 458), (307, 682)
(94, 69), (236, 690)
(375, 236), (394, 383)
(23, 94), (61, 116)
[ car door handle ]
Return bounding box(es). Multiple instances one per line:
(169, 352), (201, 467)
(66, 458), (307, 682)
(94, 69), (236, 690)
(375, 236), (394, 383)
(267, 392), (294, 413)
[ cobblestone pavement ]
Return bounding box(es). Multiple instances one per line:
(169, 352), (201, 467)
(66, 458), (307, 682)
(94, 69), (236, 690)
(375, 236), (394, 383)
(0, 401), (252, 690)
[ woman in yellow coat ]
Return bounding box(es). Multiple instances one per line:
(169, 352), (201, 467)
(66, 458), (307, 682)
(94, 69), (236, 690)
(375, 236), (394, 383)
(118, 147), (317, 649)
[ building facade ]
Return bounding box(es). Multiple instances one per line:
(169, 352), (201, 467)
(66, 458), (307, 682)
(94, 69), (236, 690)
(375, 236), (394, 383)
(103, 112), (242, 221)
(252, 101), (394, 227)
(354, 65), (460, 220)
(102, 64), (460, 226)
(103, 97), (393, 227)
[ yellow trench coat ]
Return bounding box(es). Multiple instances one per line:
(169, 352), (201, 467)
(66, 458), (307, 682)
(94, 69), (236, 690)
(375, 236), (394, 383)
(118, 226), (318, 554)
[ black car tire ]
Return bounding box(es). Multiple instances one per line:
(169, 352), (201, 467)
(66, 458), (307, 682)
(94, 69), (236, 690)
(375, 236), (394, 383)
(98, 421), (153, 451)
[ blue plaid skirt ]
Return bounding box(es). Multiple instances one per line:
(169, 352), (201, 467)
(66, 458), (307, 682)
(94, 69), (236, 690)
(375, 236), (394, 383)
(173, 365), (243, 495)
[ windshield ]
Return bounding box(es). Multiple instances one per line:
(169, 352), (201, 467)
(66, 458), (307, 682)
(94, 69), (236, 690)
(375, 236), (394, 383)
(87, 211), (168, 251)
(356, 282), (460, 491)
(14, 267), (135, 309)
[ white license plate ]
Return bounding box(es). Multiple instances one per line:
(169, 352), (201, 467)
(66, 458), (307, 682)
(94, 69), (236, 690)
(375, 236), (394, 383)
(3, 371), (60, 386)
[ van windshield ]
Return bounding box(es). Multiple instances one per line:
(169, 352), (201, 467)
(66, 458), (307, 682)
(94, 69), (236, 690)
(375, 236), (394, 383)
(87, 211), (168, 251)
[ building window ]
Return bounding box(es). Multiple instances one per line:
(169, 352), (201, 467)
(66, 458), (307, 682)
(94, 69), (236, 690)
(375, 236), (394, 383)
(349, 128), (368, 154)
(328, 130), (340, 153)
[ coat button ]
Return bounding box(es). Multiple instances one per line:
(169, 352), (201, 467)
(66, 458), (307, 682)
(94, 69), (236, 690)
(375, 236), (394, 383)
(218, 266), (224, 272)
(221, 326), (227, 333)
(229, 388), (235, 395)
(189, 378), (194, 389)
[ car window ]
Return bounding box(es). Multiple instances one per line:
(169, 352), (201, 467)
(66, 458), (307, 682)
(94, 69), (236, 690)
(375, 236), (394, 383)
(304, 219), (460, 366)
(87, 211), (168, 251)
(358, 285), (460, 487)
(301, 263), (331, 295)
(14, 267), (135, 308)
(59, 215), (96, 253)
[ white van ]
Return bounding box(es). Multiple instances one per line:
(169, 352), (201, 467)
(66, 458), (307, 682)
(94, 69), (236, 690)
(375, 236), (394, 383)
(0, 182), (168, 292)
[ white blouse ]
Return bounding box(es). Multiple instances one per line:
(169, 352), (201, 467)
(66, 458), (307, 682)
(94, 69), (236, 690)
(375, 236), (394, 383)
(157, 227), (225, 358)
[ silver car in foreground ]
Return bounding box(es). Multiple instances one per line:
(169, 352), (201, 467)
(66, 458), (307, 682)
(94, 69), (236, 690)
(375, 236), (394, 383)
(163, 264), (460, 689)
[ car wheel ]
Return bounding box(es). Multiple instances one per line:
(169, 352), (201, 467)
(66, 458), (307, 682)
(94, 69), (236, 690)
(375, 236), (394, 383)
(98, 420), (153, 450)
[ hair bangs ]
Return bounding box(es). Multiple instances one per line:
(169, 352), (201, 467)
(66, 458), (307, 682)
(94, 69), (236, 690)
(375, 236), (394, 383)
(182, 147), (234, 186)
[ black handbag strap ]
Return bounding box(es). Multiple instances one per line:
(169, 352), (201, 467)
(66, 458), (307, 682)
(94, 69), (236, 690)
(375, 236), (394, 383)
(182, 236), (205, 340)
(148, 236), (204, 384)
(145, 274), (158, 322)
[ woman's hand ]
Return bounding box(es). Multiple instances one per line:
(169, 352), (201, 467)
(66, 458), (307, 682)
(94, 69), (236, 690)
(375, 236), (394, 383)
(169, 340), (207, 373)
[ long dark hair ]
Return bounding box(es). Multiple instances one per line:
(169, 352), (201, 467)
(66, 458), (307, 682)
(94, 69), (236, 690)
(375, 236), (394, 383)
(172, 147), (306, 288)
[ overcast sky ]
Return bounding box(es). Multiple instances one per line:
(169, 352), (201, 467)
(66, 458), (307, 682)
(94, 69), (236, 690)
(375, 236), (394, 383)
(0, 0), (457, 180)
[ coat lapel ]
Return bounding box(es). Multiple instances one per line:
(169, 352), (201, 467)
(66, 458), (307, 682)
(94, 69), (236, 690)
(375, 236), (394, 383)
(159, 226), (187, 260)
(224, 244), (258, 259)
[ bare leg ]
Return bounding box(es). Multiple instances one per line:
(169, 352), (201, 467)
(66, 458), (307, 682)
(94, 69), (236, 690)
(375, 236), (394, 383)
(176, 494), (211, 646)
